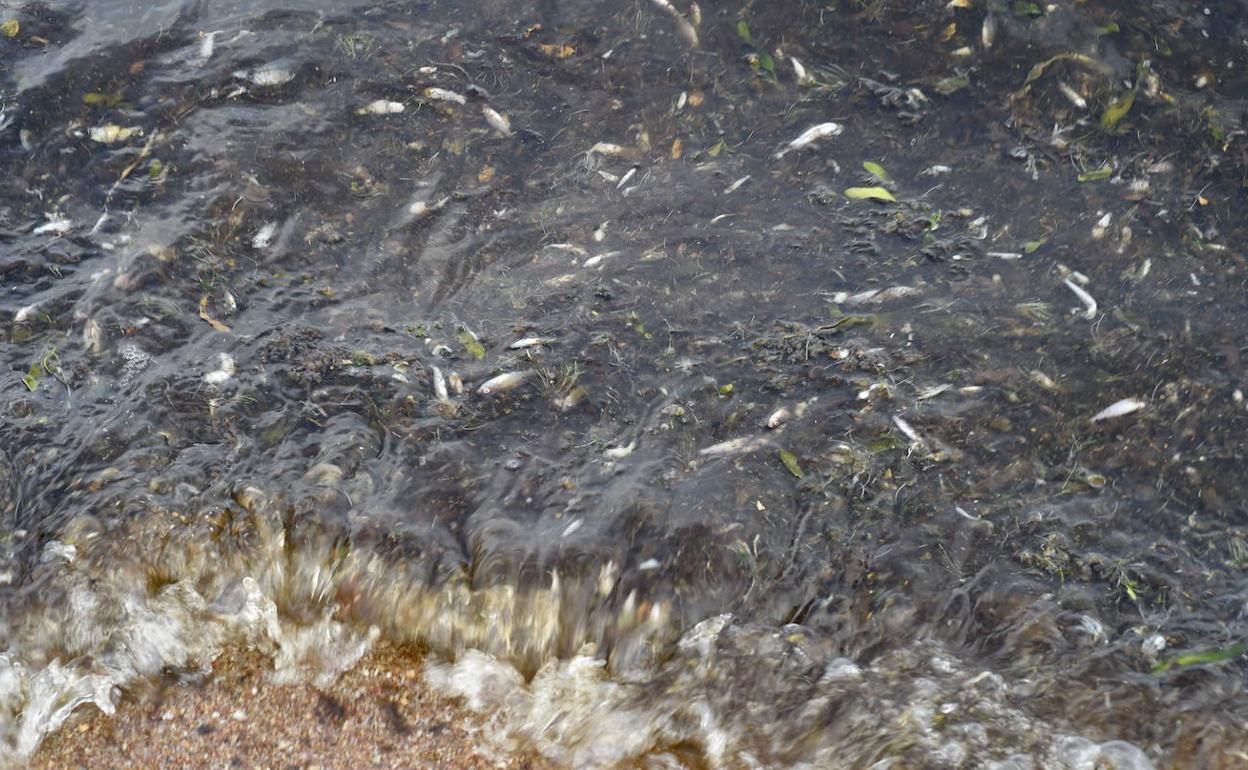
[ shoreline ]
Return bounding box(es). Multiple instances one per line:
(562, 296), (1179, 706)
(31, 642), (558, 770)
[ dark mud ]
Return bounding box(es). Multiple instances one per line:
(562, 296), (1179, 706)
(2, 0), (1248, 767)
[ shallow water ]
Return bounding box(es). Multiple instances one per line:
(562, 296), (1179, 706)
(2, 0), (1248, 766)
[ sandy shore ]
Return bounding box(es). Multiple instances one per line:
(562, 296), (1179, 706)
(32, 642), (558, 770)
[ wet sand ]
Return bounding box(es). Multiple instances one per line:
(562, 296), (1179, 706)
(32, 643), (557, 770)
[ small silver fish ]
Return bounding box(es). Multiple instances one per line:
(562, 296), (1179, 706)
(650, 0), (699, 48)
(1057, 81), (1087, 110)
(424, 87), (466, 105)
(1091, 398), (1145, 422)
(766, 407), (792, 429)
(509, 337), (557, 349)
(251, 221), (277, 249)
(774, 122), (842, 159)
(699, 435), (772, 456)
(198, 31), (217, 63)
(483, 106), (512, 136)
(247, 68), (295, 87)
(791, 57), (816, 86)
(589, 142), (630, 157)
(88, 125), (142, 144)
(477, 370), (534, 395)
(358, 99), (405, 115)
(1063, 278), (1098, 320)
(981, 13), (997, 48)
(432, 366), (449, 402)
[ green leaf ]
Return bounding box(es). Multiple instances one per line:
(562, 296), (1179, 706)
(707, 139), (725, 157)
(1077, 166), (1113, 182)
(0, 19), (18, 38)
(779, 450), (804, 479)
(1100, 89), (1135, 130)
(457, 331), (485, 360)
(83, 92), (124, 108)
(862, 161), (890, 182)
(1012, 1), (1043, 17)
(736, 21), (753, 45)
(21, 361), (42, 391)
(1022, 238), (1047, 254)
(758, 51), (776, 76)
(935, 74), (970, 96)
(844, 186), (897, 203)
(1152, 642), (1247, 674)
(1093, 22), (1119, 36)
(717, 383), (734, 396)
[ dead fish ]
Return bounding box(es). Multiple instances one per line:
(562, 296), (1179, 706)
(1091, 398), (1145, 422)
(509, 337), (556, 349)
(1063, 278), (1098, 320)
(358, 99), (405, 115)
(774, 122), (842, 159)
(424, 87), (466, 105)
(198, 31), (218, 63)
(582, 251), (618, 269)
(604, 440), (636, 459)
(830, 285), (920, 305)
(241, 68), (295, 87)
(88, 125), (142, 144)
(650, 0), (699, 48)
(981, 13), (997, 48)
(483, 106), (512, 136)
(477, 370), (535, 395)
(699, 434), (772, 457)
(589, 142), (631, 157)
(14, 303), (38, 323)
(616, 166), (638, 189)
(1091, 212), (1112, 240)
(791, 57), (816, 86)
(251, 221), (277, 249)
(1057, 81), (1086, 110)
(409, 196), (449, 217)
(915, 383), (952, 400)
(432, 366), (449, 402)
(204, 352), (235, 385)
(893, 415), (927, 448)
(1029, 370), (1061, 392)
(554, 386), (587, 412)
(33, 213), (72, 236)
(766, 407), (793, 429)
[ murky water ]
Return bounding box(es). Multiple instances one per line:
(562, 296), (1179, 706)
(2, 0), (1248, 766)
